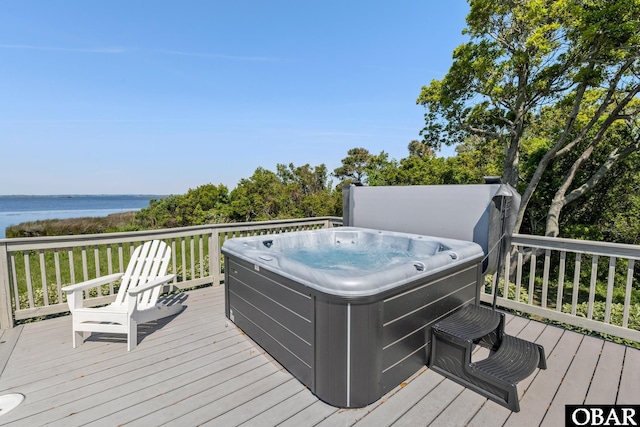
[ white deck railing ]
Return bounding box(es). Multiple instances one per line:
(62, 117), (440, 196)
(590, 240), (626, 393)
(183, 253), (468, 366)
(0, 219), (638, 343)
(482, 234), (640, 342)
(0, 217), (342, 329)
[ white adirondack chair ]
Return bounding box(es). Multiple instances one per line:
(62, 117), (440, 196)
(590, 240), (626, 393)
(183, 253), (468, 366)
(62, 240), (182, 351)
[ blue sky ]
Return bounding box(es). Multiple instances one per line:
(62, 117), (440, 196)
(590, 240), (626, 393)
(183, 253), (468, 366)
(0, 1), (470, 195)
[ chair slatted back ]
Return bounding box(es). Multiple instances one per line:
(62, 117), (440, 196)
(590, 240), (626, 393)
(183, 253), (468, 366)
(114, 240), (172, 310)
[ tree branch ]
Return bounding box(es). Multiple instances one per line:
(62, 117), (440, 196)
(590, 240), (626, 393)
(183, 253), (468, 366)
(515, 57), (640, 232)
(565, 137), (640, 205)
(557, 57), (637, 154)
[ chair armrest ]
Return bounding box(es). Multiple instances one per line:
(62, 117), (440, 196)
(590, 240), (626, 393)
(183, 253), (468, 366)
(127, 274), (176, 296)
(62, 273), (124, 293)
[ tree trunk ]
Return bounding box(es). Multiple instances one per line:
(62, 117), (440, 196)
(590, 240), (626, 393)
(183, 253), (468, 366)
(544, 197), (565, 238)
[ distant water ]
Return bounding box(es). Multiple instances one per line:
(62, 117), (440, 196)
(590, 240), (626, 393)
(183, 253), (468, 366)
(0, 195), (164, 238)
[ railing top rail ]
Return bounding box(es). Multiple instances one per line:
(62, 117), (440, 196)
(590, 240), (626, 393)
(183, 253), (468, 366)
(512, 233), (640, 260)
(1, 217), (343, 252)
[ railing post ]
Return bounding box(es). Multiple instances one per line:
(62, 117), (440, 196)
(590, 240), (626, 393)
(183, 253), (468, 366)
(211, 229), (222, 286)
(342, 184), (352, 226)
(0, 244), (15, 329)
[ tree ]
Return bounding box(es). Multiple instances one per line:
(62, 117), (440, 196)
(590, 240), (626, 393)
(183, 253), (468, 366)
(276, 163), (338, 217)
(417, 0), (640, 237)
(228, 168), (287, 221)
(333, 148), (374, 183)
(229, 163), (339, 221)
(136, 184), (229, 228)
(407, 139), (435, 159)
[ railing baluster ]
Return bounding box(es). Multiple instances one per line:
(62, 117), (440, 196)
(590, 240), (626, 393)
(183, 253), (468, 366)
(171, 239), (177, 284)
(94, 245), (100, 277)
(24, 252), (34, 308)
(541, 249), (551, 309)
(622, 259), (634, 328)
(107, 245), (113, 274)
(212, 230), (221, 285)
(68, 248), (75, 285)
(81, 246), (89, 300)
(107, 245), (114, 294)
(118, 243), (124, 273)
(39, 249), (49, 306)
(604, 257), (616, 324)
(54, 249), (62, 304)
(10, 254), (20, 311)
(515, 247), (523, 302)
(181, 238), (187, 283)
(556, 251), (566, 312)
(587, 255), (599, 320)
(93, 245), (101, 297)
(190, 237), (195, 281)
(571, 253), (581, 316)
(528, 252), (536, 305)
(199, 235), (204, 278)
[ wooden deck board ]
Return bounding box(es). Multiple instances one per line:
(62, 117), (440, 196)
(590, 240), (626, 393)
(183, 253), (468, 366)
(0, 319), (232, 396)
(203, 378), (306, 426)
(277, 400), (338, 427)
(237, 388), (320, 426)
(394, 377), (467, 426)
(618, 347), (640, 404)
(59, 341), (257, 427)
(0, 326), (22, 377)
(355, 368), (443, 426)
(541, 334), (603, 424)
(504, 327), (581, 427)
(160, 369), (293, 426)
(585, 340), (626, 404)
(86, 355), (274, 426)
(0, 285), (635, 427)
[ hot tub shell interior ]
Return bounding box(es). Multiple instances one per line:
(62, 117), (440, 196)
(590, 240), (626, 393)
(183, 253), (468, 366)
(223, 227), (484, 408)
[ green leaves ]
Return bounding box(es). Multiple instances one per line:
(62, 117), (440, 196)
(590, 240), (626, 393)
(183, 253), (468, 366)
(228, 163), (337, 222)
(417, 0), (640, 237)
(332, 148), (374, 183)
(136, 184), (230, 228)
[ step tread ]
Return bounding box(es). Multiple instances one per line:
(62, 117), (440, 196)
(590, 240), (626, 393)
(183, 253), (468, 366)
(433, 304), (502, 341)
(471, 334), (541, 383)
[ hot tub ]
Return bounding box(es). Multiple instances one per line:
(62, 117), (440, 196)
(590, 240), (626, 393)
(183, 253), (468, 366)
(222, 227), (484, 408)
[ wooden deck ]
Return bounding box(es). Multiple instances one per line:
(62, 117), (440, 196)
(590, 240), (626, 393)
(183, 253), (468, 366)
(0, 285), (637, 426)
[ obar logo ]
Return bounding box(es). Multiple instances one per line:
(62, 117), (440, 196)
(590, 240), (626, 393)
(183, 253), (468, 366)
(566, 405), (640, 426)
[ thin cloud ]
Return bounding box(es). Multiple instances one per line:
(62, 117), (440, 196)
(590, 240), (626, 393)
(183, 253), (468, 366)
(0, 44), (126, 54)
(150, 48), (281, 62)
(0, 118), (163, 124)
(0, 44), (281, 61)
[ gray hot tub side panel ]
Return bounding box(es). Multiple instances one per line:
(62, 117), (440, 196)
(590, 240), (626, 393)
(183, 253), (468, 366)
(380, 262), (481, 395)
(225, 256), (315, 389)
(224, 252), (483, 408)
